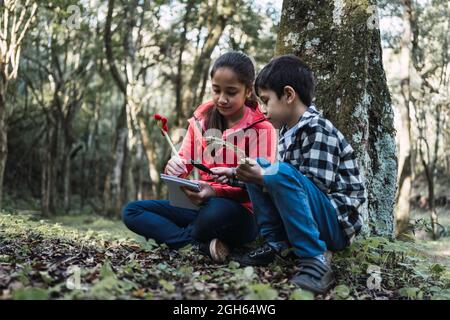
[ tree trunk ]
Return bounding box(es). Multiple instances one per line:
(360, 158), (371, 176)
(93, 101), (101, 201)
(136, 114), (161, 198)
(103, 103), (129, 218)
(395, 0), (413, 236)
(103, 0), (132, 217)
(0, 84), (8, 210)
(276, 0), (398, 237)
(41, 119), (58, 217)
(0, 1), (37, 210)
(63, 149), (71, 213)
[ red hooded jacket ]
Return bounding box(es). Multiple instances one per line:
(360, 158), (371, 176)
(166, 100), (277, 213)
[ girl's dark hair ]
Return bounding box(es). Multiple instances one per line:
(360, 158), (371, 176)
(205, 51), (258, 132)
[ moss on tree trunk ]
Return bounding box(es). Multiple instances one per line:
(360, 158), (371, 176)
(276, 0), (397, 237)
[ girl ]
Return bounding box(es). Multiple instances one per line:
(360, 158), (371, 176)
(122, 52), (276, 263)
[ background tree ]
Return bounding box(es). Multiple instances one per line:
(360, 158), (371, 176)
(0, 0), (37, 209)
(407, 0), (448, 239)
(381, 0), (449, 238)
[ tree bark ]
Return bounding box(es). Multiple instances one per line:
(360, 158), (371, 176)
(41, 115), (58, 217)
(0, 83), (8, 210)
(103, 0), (132, 217)
(0, 0), (37, 209)
(61, 97), (79, 214)
(395, 0), (414, 236)
(276, 0), (398, 237)
(103, 103), (129, 217)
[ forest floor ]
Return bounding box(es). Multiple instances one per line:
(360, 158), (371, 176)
(0, 208), (449, 300)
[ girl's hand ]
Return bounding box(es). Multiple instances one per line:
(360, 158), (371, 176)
(181, 181), (216, 206)
(210, 167), (235, 184)
(165, 156), (188, 176)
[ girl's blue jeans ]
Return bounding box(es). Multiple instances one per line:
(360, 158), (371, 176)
(122, 197), (257, 249)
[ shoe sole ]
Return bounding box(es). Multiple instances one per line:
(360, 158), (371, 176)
(209, 238), (230, 263)
(296, 280), (335, 296)
(292, 272), (336, 296)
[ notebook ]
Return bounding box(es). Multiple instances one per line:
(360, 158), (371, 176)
(160, 174), (201, 210)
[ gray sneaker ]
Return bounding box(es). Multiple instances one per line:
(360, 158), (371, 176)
(291, 257), (335, 295)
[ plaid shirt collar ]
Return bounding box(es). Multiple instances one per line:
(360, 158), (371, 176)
(280, 106), (320, 136)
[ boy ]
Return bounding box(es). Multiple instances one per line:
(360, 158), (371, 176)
(230, 55), (365, 295)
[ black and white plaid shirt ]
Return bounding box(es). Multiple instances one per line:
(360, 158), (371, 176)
(277, 106), (365, 242)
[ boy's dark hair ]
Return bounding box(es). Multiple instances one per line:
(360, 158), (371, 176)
(255, 54), (315, 106)
(206, 51), (258, 131)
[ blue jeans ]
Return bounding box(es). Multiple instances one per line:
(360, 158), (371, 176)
(246, 158), (348, 258)
(122, 197), (257, 249)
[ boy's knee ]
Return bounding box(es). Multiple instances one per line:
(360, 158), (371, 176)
(255, 158), (298, 187)
(255, 157), (271, 168)
(263, 162), (298, 188)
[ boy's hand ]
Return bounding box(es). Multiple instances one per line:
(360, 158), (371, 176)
(236, 161), (264, 186)
(181, 181), (216, 206)
(210, 167), (234, 184)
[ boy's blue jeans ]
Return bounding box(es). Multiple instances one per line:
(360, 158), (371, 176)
(122, 197), (257, 249)
(246, 158), (348, 258)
